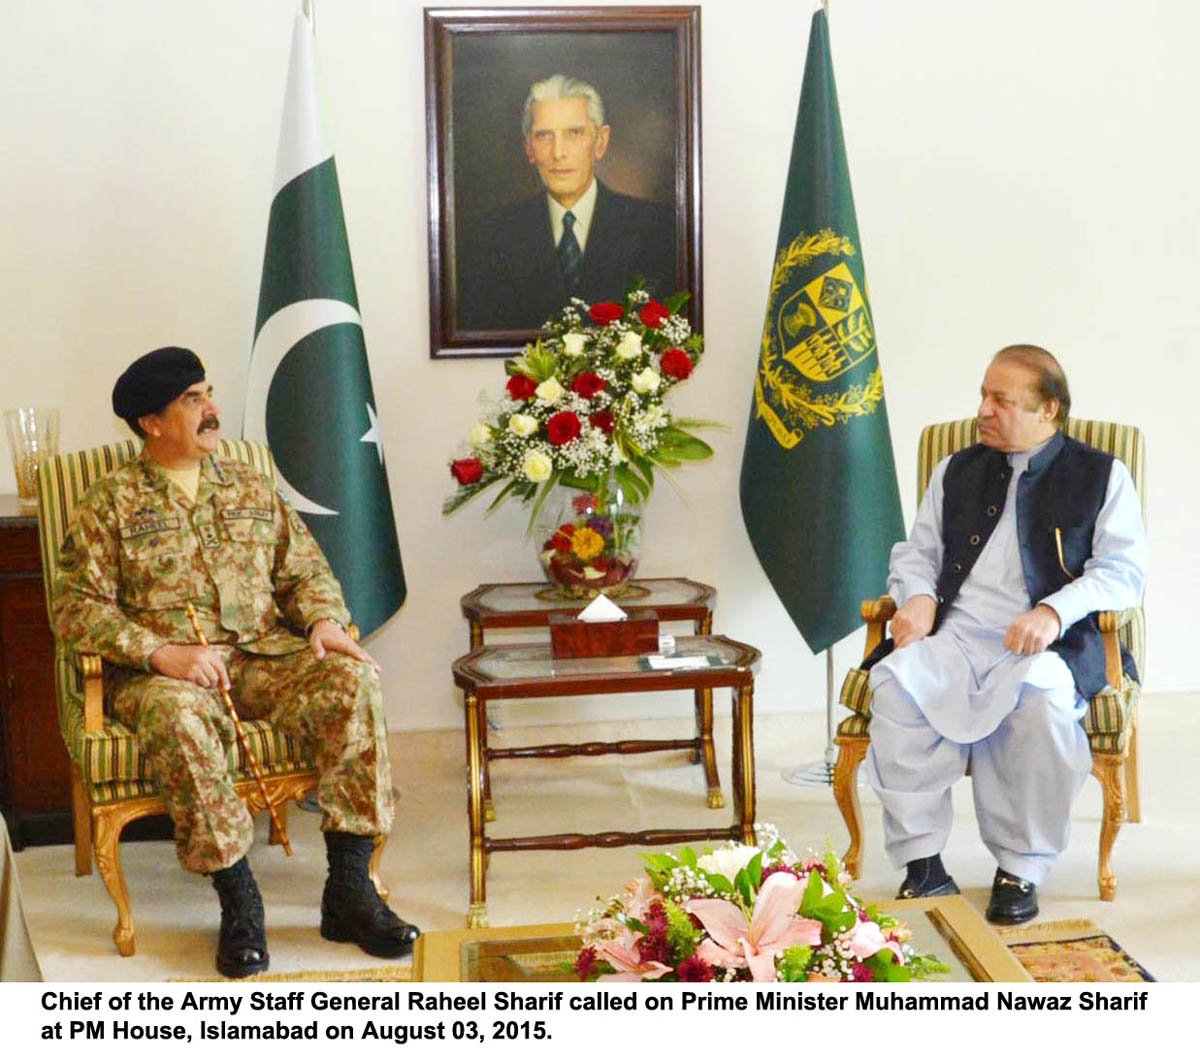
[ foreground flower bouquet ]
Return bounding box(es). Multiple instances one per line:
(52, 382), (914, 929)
(574, 829), (949, 983)
(445, 287), (718, 593)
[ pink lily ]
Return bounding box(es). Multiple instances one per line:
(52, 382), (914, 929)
(844, 919), (905, 964)
(686, 872), (823, 982)
(594, 929), (672, 982)
(622, 876), (659, 921)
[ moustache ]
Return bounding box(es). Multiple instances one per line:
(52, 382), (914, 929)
(199, 416), (220, 433)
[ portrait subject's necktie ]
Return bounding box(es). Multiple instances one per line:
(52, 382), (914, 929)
(558, 211), (583, 294)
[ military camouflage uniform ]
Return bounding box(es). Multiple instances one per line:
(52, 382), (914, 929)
(53, 450), (394, 873)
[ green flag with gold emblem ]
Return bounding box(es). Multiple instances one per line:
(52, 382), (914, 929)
(739, 4), (904, 655)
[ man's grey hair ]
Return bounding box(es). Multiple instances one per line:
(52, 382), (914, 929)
(521, 74), (606, 136)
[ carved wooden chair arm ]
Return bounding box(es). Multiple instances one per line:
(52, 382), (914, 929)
(1097, 610), (1132, 691)
(860, 596), (897, 661)
(79, 653), (105, 734)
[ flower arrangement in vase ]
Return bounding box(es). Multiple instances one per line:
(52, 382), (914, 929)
(445, 286), (717, 596)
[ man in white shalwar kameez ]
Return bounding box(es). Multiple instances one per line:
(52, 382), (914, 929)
(864, 346), (1146, 923)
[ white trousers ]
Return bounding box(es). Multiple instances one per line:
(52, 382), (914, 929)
(864, 661), (1092, 885)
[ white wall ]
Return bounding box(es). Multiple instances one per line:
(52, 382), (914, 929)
(2, 0), (1195, 734)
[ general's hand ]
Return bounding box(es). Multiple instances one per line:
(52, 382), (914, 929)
(150, 644), (231, 689)
(891, 595), (937, 649)
(309, 618), (381, 672)
(1003, 604), (1062, 655)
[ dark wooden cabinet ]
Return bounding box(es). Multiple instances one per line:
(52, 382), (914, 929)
(0, 495), (72, 847)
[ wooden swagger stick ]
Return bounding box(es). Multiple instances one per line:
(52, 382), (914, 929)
(185, 603), (293, 856)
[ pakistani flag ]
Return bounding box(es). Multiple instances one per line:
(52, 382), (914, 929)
(244, 10), (405, 637)
(739, 4), (903, 655)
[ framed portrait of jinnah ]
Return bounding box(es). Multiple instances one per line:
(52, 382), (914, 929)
(424, 6), (702, 358)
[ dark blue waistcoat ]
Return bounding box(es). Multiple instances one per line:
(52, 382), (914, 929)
(867, 431), (1136, 699)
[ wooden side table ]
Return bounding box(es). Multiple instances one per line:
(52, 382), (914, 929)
(0, 496), (71, 848)
(451, 635), (760, 928)
(460, 579), (726, 814)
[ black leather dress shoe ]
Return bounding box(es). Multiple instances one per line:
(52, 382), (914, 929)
(986, 869), (1038, 924)
(895, 855), (961, 899)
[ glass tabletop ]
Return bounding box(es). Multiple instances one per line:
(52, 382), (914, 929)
(461, 637), (750, 682)
(454, 909), (977, 982)
(462, 578), (714, 619)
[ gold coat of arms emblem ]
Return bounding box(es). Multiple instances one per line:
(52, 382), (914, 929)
(754, 229), (885, 449)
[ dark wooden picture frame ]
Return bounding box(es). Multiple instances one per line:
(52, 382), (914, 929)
(425, 6), (702, 358)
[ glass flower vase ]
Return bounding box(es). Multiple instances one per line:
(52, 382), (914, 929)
(533, 475), (643, 599)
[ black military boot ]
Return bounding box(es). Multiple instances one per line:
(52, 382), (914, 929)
(210, 857), (269, 978)
(320, 832), (421, 958)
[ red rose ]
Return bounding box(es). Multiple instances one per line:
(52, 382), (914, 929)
(506, 373), (537, 401)
(570, 371), (606, 398)
(588, 410), (616, 435)
(638, 300), (670, 329)
(547, 531), (573, 553)
(659, 347), (694, 380)
(588, 301), (625, 325)
(546, 410), (582, 446)
(450, 458), (483, 485)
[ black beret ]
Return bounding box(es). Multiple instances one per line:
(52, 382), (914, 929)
(112, 347), (206, 422)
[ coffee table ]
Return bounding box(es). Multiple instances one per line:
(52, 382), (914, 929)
(451, 635), (760, 928)
(460, 579), (725, 814)
(413, 895), (1032, 982)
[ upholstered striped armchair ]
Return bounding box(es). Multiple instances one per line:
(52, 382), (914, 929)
(832, 417), (1146, 902)
(35, 439), (319, 956)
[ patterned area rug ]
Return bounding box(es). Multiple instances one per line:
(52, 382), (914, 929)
(997, 918), (1155, 982)
(180, 966), (413, 983)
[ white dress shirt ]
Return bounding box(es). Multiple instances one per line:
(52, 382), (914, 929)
(546, 179), (599, 254)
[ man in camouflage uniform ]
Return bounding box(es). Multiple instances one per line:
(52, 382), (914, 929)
(53, 346), (419, 977)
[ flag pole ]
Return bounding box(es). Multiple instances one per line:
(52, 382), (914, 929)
(782, 647), (837, 788)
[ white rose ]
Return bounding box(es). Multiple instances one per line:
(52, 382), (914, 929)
(468, 422), (492, 448)
(631, 367), (661, 394)
(696, 844), (760, 880)
(635, 404), (667, 430)
(616, 331), (643, 360)
(508, 413), (538, 437)
(562, 332), (587, 355)
(535, 376), (565, 405)
(522, 449), (553, 482)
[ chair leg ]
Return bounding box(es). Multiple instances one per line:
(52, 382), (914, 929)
(92, 806), (137, 956)
(370, 833), (390, 902)
(1124, 717), (1142, 824)
(833, 735), (869, 879)
(71, 767), (92, 877)
(1091, 751), (1126, 902)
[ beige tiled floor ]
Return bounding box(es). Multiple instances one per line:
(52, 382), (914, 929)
(14, 692), (1200, 981)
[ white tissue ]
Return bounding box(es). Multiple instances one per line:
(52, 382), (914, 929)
(577, 595), (628, 623)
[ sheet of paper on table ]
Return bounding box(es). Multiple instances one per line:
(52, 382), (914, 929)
(644, 654), (713, 670)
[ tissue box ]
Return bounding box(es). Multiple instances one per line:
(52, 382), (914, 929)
(549, 608), (660, 658)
